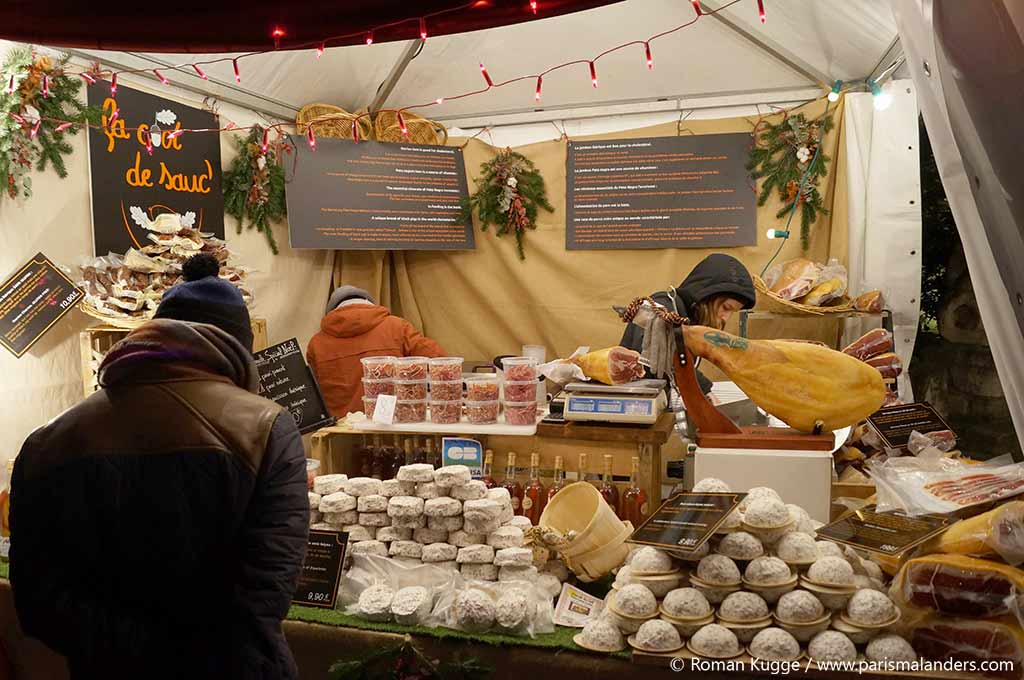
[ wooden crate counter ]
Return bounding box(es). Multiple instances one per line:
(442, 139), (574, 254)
(310, 413), (675, 509)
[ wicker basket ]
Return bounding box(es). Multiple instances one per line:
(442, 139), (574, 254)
(753, 275), (853, 316)
(78, 301), (152, 329)
(374, 110), (448, 145)
(296, 103), (374, 141)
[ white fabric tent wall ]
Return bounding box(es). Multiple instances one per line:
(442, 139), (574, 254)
(843, 83), (921, 398)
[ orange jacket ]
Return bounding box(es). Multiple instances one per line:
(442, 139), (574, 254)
(307, 304), (445, 416)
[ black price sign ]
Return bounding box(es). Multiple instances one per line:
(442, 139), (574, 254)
(867, 402), (954, 450)
(285, 138), (474, 250)
(816, 504), (952, 557)
(0, 253), (83, 358)
(86, 83), (224, 256)
(254, 338), (335, 435)
(566, 134), (756, 250)
(292, 530), (348, 608)
(628, 492), (744, 552)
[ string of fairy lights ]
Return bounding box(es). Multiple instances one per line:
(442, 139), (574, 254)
(5, 0), (784, 154)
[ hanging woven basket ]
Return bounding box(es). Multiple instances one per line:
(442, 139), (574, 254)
(374, 110), (448, 145)
(296, 103), (374, 141)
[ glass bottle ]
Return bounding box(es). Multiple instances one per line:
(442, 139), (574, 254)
(619, 453), (649, 527)
(502, 451), (524, 515)
(403, 438), (415, 468)
(599, 454), (619, 511)
(481, 450), (497, 489)
(359, 435), (375, 478)
(547, 455), (566, 505)
(426, 437), (441, 468)
(412, 436), (428, 464)
(369, 434), (385, 479)
(388, 434), (404, 479)
(577, 452), (589, 485)
(523, 452), (546, 524)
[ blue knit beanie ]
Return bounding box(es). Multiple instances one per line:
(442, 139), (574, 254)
(154, 254), (253, 352)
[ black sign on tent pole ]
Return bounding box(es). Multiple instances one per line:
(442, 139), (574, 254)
(253, 338), (335, 435)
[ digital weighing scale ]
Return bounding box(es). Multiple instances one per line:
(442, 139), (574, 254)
(561, 379), (667, 425)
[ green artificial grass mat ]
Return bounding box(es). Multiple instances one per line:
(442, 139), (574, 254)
(0, 561), (7, 579)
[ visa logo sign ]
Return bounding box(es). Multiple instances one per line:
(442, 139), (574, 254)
(442, 437), (483, 478)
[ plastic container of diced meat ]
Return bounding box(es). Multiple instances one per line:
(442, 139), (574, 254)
(504, 401), (538, 426)
(361, 356), (396, 379)
(395, 357), (429, 381)
(362, 378), (396, 398)
(465, 376), (500, 402)
(395, 400), (427, 424)
(306, 458), (321, 490)
(395, 380), (428, 400)
(465, 400), (500, 425)
(430, 381), (462, 402)
(363, 396), (378, 415)
(502, 356), (538, 382)
(503, 381), (536, 403)
(429, 400), (462, 425)
(428, 357), (464, 382)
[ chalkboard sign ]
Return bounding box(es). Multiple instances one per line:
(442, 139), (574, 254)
(628, 492), (744, 553)
(285, 137), (474, 250)
(566, 134), (756, 250)
(0, 253), (83, 358)
(292, 529), (348, 608)
(86, 83), (224, 256)
(254, 338), (335, 434)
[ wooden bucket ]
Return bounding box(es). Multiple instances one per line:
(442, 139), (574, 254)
(539, 482), (633, 582)
(564, 520), (634, 582)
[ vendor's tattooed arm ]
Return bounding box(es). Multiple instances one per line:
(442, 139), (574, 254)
(703, 331), (749, 350)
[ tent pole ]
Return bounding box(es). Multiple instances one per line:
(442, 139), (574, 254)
(367, 39), (424, 117)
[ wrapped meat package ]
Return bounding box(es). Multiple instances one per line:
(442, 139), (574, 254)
(891, 554), (1024, 619)
(865, 352), (903, 379)
(870, 455), (1024, 515)
(908, 429), (958, 456)
(797, 259), (848, 307)
(923, 502), (1024, 566)
(764, 258), (823, 301)
(842, 328), (894, 361)
(571, 346), (645, 385)
(854, 290), (885, 313)
(911, 615), (1023, 678)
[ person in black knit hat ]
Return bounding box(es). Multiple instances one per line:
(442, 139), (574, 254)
(10, 253), (308, 679)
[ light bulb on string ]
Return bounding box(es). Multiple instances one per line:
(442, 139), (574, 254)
(535, 75), (542, 101)
(766, 228), (790, 240)
(272, 26), (285, 49)
(145, 134), (153, 156)
(352, 118), (360, 143)
(192, 64), (208, 80)
(307, 125), (317, 150)
(589, 61), (598, 88)
(55, 122), (73, 133)
(7, 74), (15, 94)
(317, 42), (325, 59)
(435, 97), (445, 104)
(42, 75), (50, 97)
(479, 63), (493, 87)
(233, 59), (241, 83)
(110, 72), (118, 95)
(757, 0), (766, 24)
(530, 1), (537, 13)
(153, 69), (169, 85)
(80, 72), (96, 84)
(870, 79), (892, 111)
(691, 0), (701, 16)
(30, 119), (41, 139)
(261, 127), (269, 154)
(827, 80), (842, 102)
(420, 17), (428, 40)
(397, 111), (408, 138)
(644, 42), (653, 69)
(108, 108), (120, 126)
(366, 31), (374, 45)
(8, 112), (25, 124)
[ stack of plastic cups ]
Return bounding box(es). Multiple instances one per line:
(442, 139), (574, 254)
(361, 356), (396, 416)
(428, 357), (464, 424)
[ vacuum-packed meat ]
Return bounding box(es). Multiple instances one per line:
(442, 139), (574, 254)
(865, 352), (903, 379)
(842, 329), (893, 361)
(891, 554), (1024, 618)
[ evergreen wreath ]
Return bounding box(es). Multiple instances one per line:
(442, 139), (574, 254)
(328, 636), (492, 680)
(461, 148), (553, 260)
(746, 110), (834, 249)
(0, 47), (99, 202)
(223, 125), (289, 254)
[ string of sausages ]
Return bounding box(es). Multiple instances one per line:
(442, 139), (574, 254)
(617, 296), (689, 327)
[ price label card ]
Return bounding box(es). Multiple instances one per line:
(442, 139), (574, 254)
(373, 395), (397, 425)
(442, 437), (483, 477)
(553, 583), (604, 628)
(628, 492), (744, 553)
(292, 529), (348, 608)
(815, 504), (952, 557)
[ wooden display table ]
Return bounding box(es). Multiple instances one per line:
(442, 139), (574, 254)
(311, 413), (676, 508)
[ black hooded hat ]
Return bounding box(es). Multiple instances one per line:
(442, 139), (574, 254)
(672, 254), (756, 318)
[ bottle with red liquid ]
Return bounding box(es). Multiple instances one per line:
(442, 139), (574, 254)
(359, 435), (375, 478)
(388, 435), (405, 479)
(522, 451), (546, 524)
(370, 434), (386, 479)
(412, 436), (428, 464)
(599, 454), (619, 512)
(502, 451), (524, 515)
(481, 450), (497, 489)
(546, 455), (566, 505)
(426, 437), (442, 468)
(619, 452), (648, 527)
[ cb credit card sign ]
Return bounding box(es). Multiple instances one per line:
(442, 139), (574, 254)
(442, 438), (483, 478)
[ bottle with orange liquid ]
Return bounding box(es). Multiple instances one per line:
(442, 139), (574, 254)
(502, 451), (524, 515)
(546, 455), (567, 505)
(481, 449), (497, 489)
(522, 452), (546, 524)
(619, 453), (649, 526)
(599, 454), (619, 511)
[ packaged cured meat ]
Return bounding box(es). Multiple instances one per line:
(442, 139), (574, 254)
(797, 260), (848, 307)
(865, 352), (903, 379)
(854, 290), (885, 313)
(429, 381), (462, 402)
(362, 379), (395, 398)
(465, 401), (499, 425)
(911, 615), (1024, 678)
(571, 346), (645, 385)
(907, 430), (958, 456)
(922, 502), (1024, 565)
(842, 329), (893, 361)
(395, 357), (429, 380)
(395, 400), (427, 424)
(361, 356), (396, 379)
(465, 376), (500, 402)
(503, 381), (536, 403)
(891, 554), (1024, 618)
(504, 402), (538, 426)
(764, 258), (823, 301)
(429, 357), (464, 382)
(395, 380), (428, 400)
(429, 401), (462, 425)
(502, 357), (538, 382)
(870, 455), (1024, 516)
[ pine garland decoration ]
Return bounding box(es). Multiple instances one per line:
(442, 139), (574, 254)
(1, 47), (100, 202)
(461, 148), (553, 260)
(746, 111), (834, 249)
(328, 636), (492, 680)
(223, 126), (288, 254)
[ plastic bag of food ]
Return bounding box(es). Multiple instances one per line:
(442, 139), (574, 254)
(340, 554), (457, 625)
(842, 328), (893, 361)
(921, 502), (1024, 566)
(854, 290), (885, 313)
(572, 346), (645, 385)
(908, 430), (958, 456)
(765, 258), (823, 301)
(432, 576), (555, 638)
(538, 347), (588, 386)
(869, 454), (1024, 516)
(891, 554), (1024, 619)
(798, 259), (848, 306)
(907, 613), (1024, 676)
(865, 352), (903, 379)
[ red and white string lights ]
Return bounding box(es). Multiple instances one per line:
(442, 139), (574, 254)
(8, 0), (763, 152)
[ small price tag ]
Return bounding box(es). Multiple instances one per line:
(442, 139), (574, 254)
(0, 536), (11, 559)
(373, 394), (397, 424)
(553, 583), (604, 627)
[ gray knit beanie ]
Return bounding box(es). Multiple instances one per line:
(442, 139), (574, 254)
(325, 285), (376, 314)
